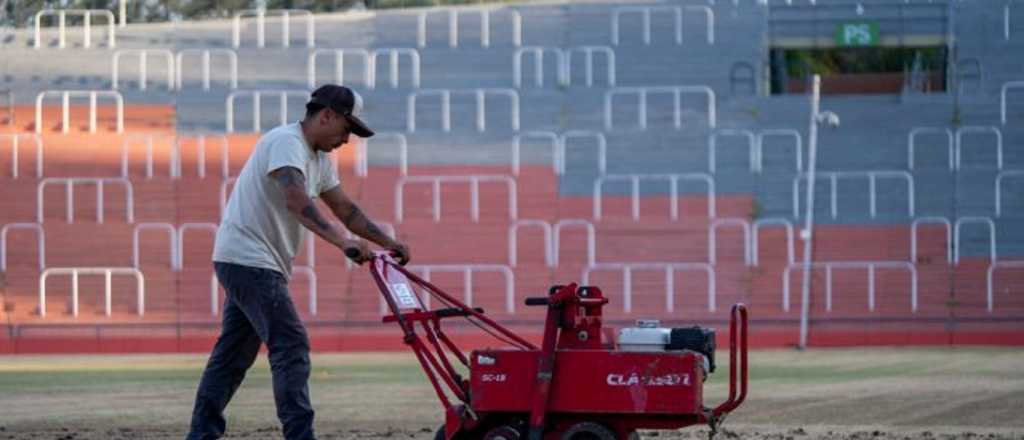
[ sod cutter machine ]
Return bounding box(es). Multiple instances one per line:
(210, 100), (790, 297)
(365, 253), (748, 440)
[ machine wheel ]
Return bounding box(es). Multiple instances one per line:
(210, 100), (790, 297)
(626, 431), (641, 440)
(483, 425), (522, 440)
(434, 425), (446, 440)
(560, 422), (617, 440)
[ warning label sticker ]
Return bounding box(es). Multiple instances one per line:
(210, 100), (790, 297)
(391, 283), (419, 308)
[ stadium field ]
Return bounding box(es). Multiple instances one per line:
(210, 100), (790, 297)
(0, 348), (1022, 440)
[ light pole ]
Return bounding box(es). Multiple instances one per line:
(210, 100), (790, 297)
(799, 74), (840, 349)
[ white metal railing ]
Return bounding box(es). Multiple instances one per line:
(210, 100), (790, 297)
(174, 132), (231, 179)
(34, 9), (116, 49)
(508, 220), (552, 267)
(756, 129), (803, 172)
(955, 126), (1003, 170)
(954, 216), (997, 265)
(710, 129), (803, 173)
(513, 46), (616, 88)
(356, 133), (408, 177)
(111, 49), (174, 91)
(1, 223), (46, 271)
(308, 48), (422, 90)
(225, 89), (310, 133)
(566, 46), (617, 87)
(2, 133), (44, 179)
(604, 86), (716, 130)
(987, 261), (1024, 313)
(395, 175), (517, 223)
(175, 49), (238, 91)
(35, 90), (124, 134)
(610, 6), (714, 45)
(553, 219), (596, 267)
(995, 170), (1024, 217)
(407, 88), (520, 132)
(120, 134), (175, 179)
(511, 130), (606, 176)
(513, 46), (563, 88)
(178, 222), (218, 271)
(582, 262), (716, 312)
(708, 218), (752, 265)
(792, 171), (915, 218)
(417, 8), (522, 48)
(135, 223), (225, 272)
(782, 261), (918, 312)
(708, 129), (755, 173)
(751, 218), (795, 266)
(405, 264), (516, 313)
(308, 48), (371, 89)
(907, 127), (953, 170)
(220, 177), (238, 217)
(370, 48), (422, 90)
(593, 173), (716, 221)
(232, 9), (315, 49)
(39, 267), (144, 317)
(37, 177), (134, 224)
(1002, 81), (1024, 125)
(506, 219), (597, 268)
(132, 223), (177, 270)
(910, 217), (952, 264)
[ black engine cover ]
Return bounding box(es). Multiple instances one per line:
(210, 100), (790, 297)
(668, 327), (716, 372)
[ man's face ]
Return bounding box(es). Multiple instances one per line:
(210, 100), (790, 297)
(318, 108), (351, 152)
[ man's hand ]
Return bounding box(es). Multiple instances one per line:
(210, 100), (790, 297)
(386, 241), (411, 266)
(320, 186), (410, 265)
(342, 239), (372, 265)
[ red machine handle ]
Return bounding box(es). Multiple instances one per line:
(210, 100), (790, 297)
(712, 303), (748, 417)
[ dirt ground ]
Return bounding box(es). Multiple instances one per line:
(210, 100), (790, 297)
(0, 349), (1022, 440)
(3, 425), (1023, 440)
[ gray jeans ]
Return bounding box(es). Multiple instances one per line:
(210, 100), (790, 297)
(186, 262), (315, 440)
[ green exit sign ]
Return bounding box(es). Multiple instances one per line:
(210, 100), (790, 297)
(835, 22), (879, 46)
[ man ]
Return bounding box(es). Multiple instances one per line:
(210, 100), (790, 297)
(186, 84), (410, 440)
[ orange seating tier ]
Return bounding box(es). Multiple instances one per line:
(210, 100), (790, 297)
(2, 113), (1023, 352)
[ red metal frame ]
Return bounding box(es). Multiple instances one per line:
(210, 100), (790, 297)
(368, 254), (539, 436)
(366, 253), (748, 440)
(711, 304), (749, 419)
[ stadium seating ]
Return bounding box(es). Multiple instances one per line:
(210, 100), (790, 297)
(1, 0), (1023, 352)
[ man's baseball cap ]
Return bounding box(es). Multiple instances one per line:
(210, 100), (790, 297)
(307, 84), (375, 138)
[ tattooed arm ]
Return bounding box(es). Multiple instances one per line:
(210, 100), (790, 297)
(321, 184), (411, 265)
(269, 166), (369, 261)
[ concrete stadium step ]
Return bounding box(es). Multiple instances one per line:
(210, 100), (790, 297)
(952, 259), (1024, 320)
(4, 104), (174, 135)
(555, 194), (755, 221)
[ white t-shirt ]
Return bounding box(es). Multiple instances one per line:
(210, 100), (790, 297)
(213, 123), (340, 278)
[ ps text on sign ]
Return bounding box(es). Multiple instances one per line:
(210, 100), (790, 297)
(835, 22), (879, 47)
